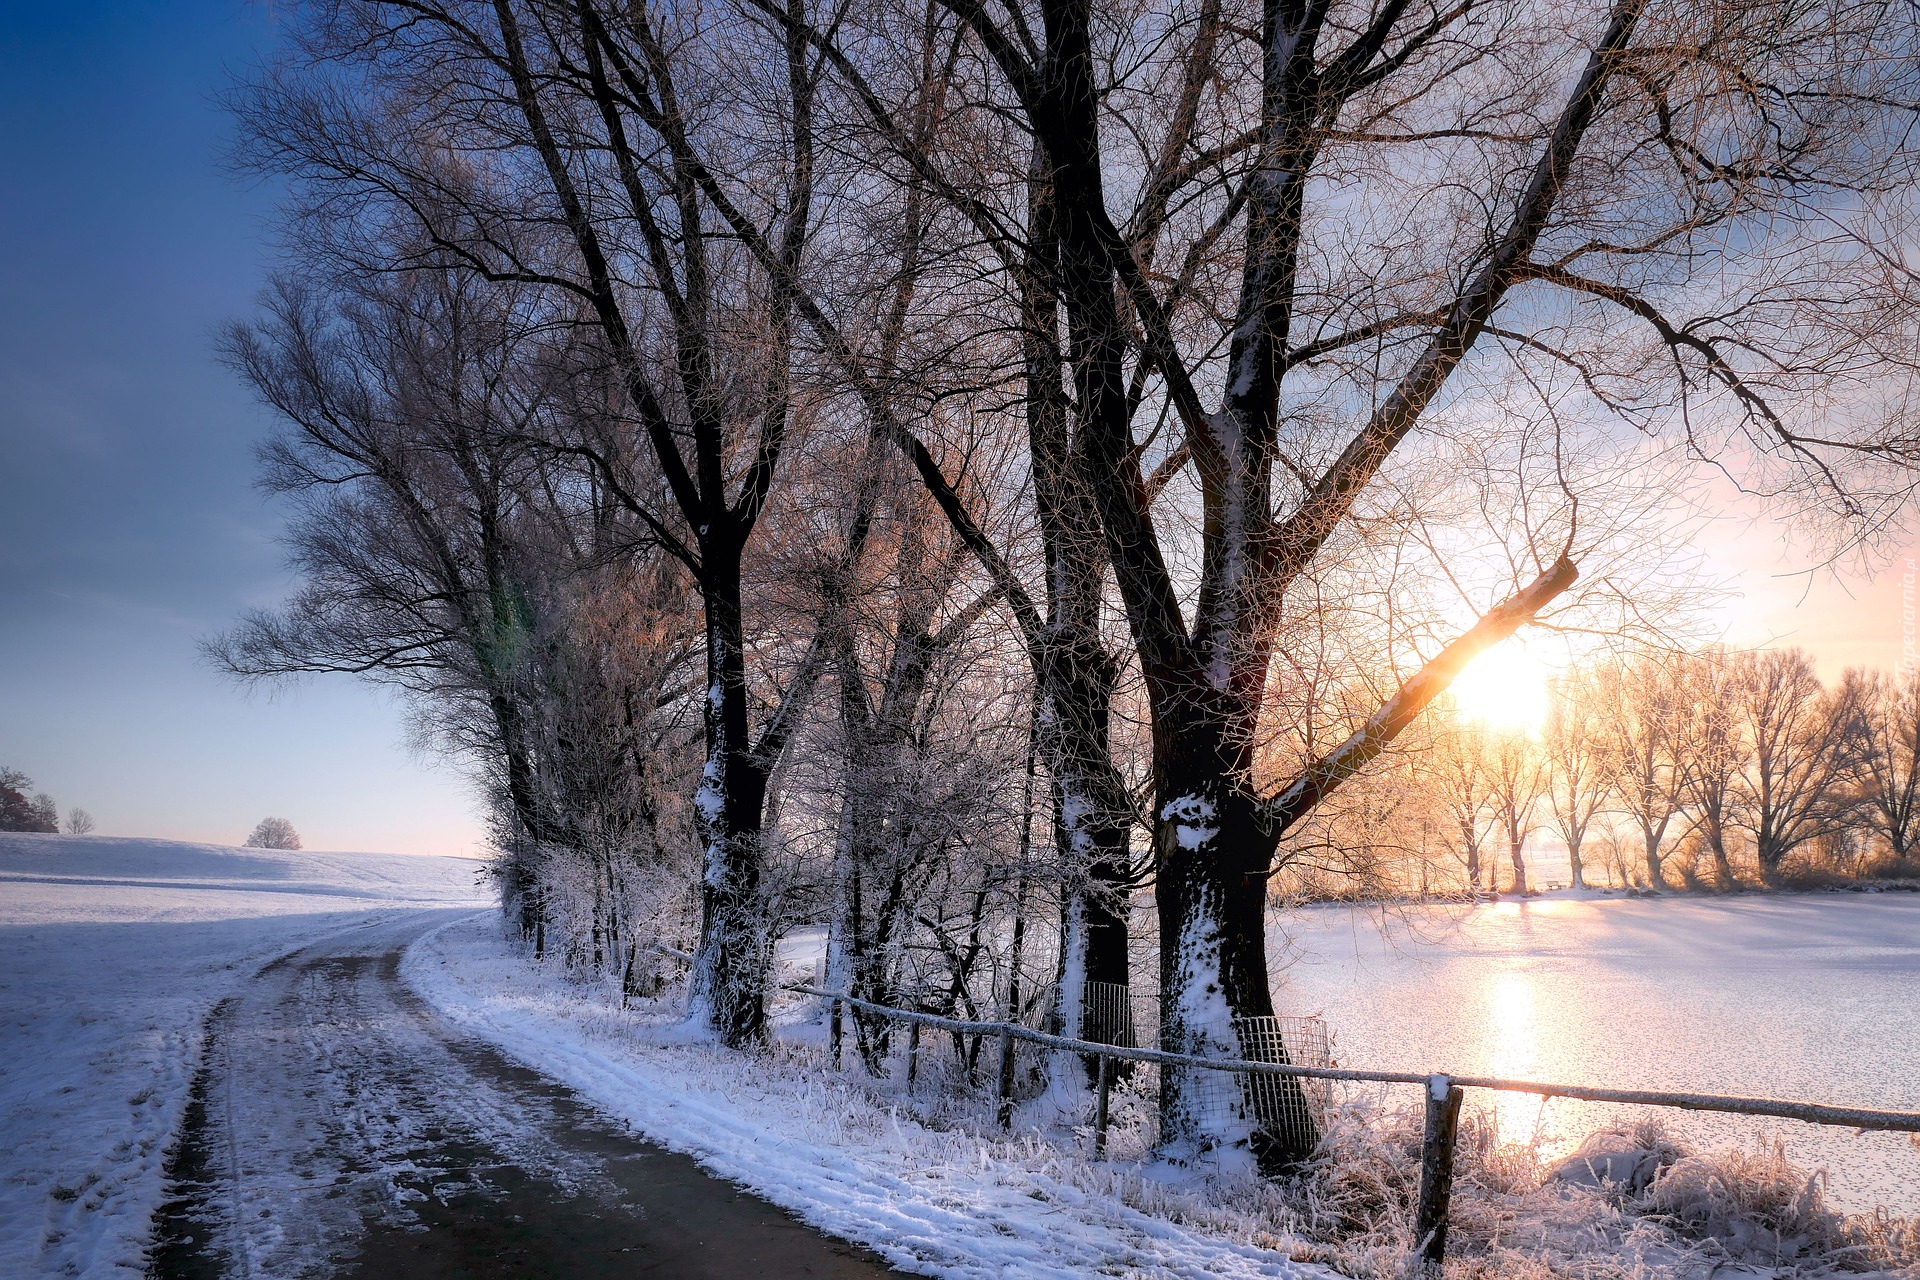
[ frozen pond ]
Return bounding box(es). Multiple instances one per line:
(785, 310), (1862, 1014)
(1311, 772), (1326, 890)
(1269, 892), (1920, 1212)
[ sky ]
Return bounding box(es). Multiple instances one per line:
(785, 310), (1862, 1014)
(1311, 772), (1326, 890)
(0, 3), (1912, 858)
(0, 1), (483, 856)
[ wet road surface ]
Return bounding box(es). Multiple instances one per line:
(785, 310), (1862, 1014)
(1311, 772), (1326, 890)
(150, 912), (900, 1278)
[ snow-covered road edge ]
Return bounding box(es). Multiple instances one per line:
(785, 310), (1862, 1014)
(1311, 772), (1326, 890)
(403, 914), (1330, 1280)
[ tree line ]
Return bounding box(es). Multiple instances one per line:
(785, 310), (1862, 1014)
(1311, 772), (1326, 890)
(211, 0), (1920, 1172)
(1285, 649), (1920, 901)
(0, 768), (92, 835)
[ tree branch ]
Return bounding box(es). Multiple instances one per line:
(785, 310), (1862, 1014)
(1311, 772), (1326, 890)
(1263, 555), (1579, 837)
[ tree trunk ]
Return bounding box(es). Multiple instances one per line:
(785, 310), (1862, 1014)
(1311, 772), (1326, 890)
(1038, 625), (1134, 1027)
(687, 561), (770, 1048)
(1704, 821), (1737, 889)
(489, 691), (549, 939)
(1152, 715), (1317, 1174)
(1024, 150), (1133, 1036)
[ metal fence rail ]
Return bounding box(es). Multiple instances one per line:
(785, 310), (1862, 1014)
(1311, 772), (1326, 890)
(795, 982), (1920, 1132)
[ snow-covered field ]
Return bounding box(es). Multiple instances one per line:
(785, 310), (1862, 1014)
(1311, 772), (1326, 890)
(0, 833), (486, 1277)
(1269, 892), (1920, 1212)
(407, 914), (1331, 1280)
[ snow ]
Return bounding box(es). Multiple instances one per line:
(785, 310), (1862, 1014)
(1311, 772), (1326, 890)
(1044, 899), (1091, 1110)
(1058, 789), (1095, 857)
(1161, 795), (1219, 851)
(1055, 898), (1086, 1034)
(405, 914), (1333, 1280)
(695, 755), (725, 830)
(1168, 903), (1257, 1171)
(0, 832), (486, 1278)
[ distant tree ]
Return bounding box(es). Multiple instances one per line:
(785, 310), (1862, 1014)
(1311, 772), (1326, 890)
(1485, 728), (1549, 895)
(1735, 648), (1856, 884)
(1844, 668), (1920, 863)
(1543, 667), (1610, 890)
(0, 768), (59, 834)
(1595, 654), (1686, 889)
(1674, 650), (1749, 889)
(244, 817), (302, 850)
(1424, 714), (1495, 894)
(65, 808), (95, 836)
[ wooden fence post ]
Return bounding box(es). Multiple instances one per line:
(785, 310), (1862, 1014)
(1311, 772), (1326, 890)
(906, 1019), (921, 1093)
(831, 998), (843, 1069)
(996, 1027), (1016, 1130)
(1094, 1053), (1113, 1158)
(1413, 1074), (1465, 1274)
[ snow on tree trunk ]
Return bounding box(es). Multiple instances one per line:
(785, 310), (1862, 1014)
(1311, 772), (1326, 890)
(687, 588), (773, 1048)
(1152, 732), (1321, 1173)
(1044, 892), (1091, 1109)
(1161, 848), (1256, 1174)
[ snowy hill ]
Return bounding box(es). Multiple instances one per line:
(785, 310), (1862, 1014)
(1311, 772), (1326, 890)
(0, 830), (485, 905)
(0, 833), (489, 1277)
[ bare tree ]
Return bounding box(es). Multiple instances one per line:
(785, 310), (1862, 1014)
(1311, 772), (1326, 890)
(245, 817), (303, 850)
(1596, 653), (1686, 888)
(1423, 713), (1496, 895)
(0, 769), (59, 834)
(207, 252), (635, 937)
(1736, 648), (1856, 883)
(1844, 668), (1920, 864)
(230, 0), (1920, 1174)
(238, 0), (845, 1045)
(1674, 649), (1749, 888)
(1544, 667), (1610, 889)
(1484, 727), (1549, 895)
(812, 467), (1021, 1069)
(65, 808), (95, 836)
(812, 0), (1920, 1168)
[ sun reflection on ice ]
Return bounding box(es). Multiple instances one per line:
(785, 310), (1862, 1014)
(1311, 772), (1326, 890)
(1485, 972), (1547, 1144)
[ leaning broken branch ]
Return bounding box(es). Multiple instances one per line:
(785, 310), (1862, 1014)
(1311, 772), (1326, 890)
(1263, 556), (1580, 838)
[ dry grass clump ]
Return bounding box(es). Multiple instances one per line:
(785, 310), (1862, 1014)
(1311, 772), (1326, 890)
(1232, 1103), (1920, 1280)
(1636, 1139), (1920, 1276)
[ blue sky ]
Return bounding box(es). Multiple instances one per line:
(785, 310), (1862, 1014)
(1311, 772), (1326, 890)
(0, 1), (482, 854)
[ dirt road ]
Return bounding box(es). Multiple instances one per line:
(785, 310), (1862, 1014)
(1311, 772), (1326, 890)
(149, 911), (899, 1278)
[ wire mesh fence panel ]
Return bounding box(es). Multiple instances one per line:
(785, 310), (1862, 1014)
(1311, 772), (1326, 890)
(1132, 989), (1161, 1050)
(1237, 1015), (1331, 1153)
(1082, 981), (1140, 1047)
(1167, 1015), (1329, 1163)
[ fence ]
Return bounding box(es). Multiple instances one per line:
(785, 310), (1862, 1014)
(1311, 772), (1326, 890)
(791, 978), (1920, 1275)
(643, 944), (1920, 1272)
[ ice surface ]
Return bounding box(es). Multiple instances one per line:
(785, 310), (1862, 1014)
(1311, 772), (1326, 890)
(0, 832), (486, 1277)
(1268, 892), (1920, 1211)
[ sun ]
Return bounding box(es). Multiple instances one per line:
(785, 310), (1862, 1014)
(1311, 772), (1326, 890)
(1449, 640), (1552, 733)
